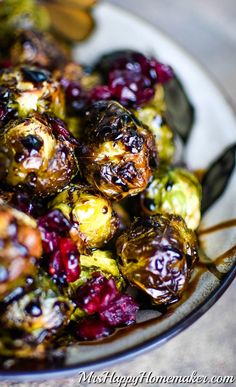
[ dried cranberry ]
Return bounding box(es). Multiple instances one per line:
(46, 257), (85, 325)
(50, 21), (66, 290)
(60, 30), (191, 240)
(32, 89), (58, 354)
(100, 294), (139, 326)
(59, 238), (80, 283)
(41, 230), (59, 254)
(65, 81), (83, 100)
(108, 69), (154, 107)
(49, 250), (65, 277)
(76, 317), (113, 340)
(11, 191), (45, 217)
(153, 61), (174, 83)
(89, 86), (113, 103)
(38, 209), (71, 234)
(76, 274), (118, 314)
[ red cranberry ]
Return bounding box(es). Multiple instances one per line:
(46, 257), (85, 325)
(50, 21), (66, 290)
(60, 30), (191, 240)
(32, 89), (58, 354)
(38, 209), (72, 234)
(76, 274), (118, 314)
(59, 238), (80, 283)
(99, 294), (139, 326)
(11, 191), (45, 217)
(49, 250), (65, 277)
(76, 317), (113, 340)
(89, 85), (113, 103)
(108, 69), (154, 107)
(153, 61), (174, 83)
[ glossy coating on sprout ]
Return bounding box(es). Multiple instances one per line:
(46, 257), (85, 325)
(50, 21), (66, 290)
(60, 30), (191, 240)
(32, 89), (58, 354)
(2, 273), (73, 342)
(135, 106), (175, 165)
(0, 114), (79, 195)
(78, 100), (156, 200)
(0, 205), (42, 300)
(50, 184), (119, 252)
(0, 66), (65, 120)
(117, 214), (198, 305)
(7, 29), (69, 71)
(141, 167), (202, 230)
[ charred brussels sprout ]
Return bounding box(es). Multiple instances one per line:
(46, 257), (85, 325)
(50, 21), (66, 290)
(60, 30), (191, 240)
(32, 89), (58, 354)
(70, 250), (124, 291)
(78, 101), (156, 200)
(0, 114), (79, 195)
(135, 106), (175, 165)
(1, 273), (73, 343)
(141, 167), (202, 230)
(50, 184), (119, 251)
(117, 214), (198, 305)
(0, 66), (65, 120)
(0, 205), (42, 300)
(6, 29), (69, 71)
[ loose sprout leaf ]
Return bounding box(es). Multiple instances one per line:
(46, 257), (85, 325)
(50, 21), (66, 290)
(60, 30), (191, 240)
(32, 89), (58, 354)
(201, 143), (236, 213)
(163, 75), (195, 143)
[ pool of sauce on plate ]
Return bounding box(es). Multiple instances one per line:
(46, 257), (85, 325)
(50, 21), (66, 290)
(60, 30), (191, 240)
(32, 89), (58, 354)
(80, 218), (236, 345)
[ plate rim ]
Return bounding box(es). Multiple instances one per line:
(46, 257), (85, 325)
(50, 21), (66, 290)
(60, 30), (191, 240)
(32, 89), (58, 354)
(1, 2), (236, 380)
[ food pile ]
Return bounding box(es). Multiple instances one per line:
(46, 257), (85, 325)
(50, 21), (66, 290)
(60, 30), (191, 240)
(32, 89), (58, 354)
(0, 0), (202, 358)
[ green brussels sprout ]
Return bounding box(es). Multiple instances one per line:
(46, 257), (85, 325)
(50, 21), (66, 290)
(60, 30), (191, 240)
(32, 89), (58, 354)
(135, 106), (175, 164)
(1, 273), (73, 343)
(0, 328), (46, 359)
(50, 184), (119, 252)
(0, 66), (65, 119)
(70, 249), (124, 291)
(78, 100), (156, 200)
(0, 205), (42, 300)
(0, 0), (49, 39)
(140, 167), (202, 230)
(116, 214), (198, 305)
(0, 114), (79, 195)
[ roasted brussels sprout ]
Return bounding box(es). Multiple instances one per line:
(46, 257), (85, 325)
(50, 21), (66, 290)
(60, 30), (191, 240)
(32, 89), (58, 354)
(78, 100), (156, 200)
(0, 205), (42, 300)
(0, 66), (65, 120)
(70, 249), (124, 291)
(50, 183), (119, 251)
(135, 105), (175, 164)
(0, 114), (79, 195)
(0, 0), (49, 40)
(116, 214), (198, 305)
(7, 29), (69, 71)
(1, 273), (73, 343)
(141, 167), (202, 230)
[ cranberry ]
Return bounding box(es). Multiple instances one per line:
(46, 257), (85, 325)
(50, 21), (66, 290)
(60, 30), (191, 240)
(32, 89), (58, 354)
(59, 238), (80, 283)
(11, 191), (45, 217)
(38, 209), (71, 234)
(153, 61), (174, 83)
(38, 210), (80, 283)
(76, 274), (118, 314)
(108, 69), (154, 107)
(89, 85), (113, 103)
(49, 250), (65, 277)
(100, 294), (139, 326)
(65, 81), (83, 100)
(76, 317), (113, 340)
(62, 80), (89, 114)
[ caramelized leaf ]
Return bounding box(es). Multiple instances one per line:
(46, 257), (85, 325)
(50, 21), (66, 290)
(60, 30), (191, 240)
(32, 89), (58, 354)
(201, 143), (236, 213)
(44, 3), (95, 42)
(163, 76), (195, 143)
(43, 0), (97, 9)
